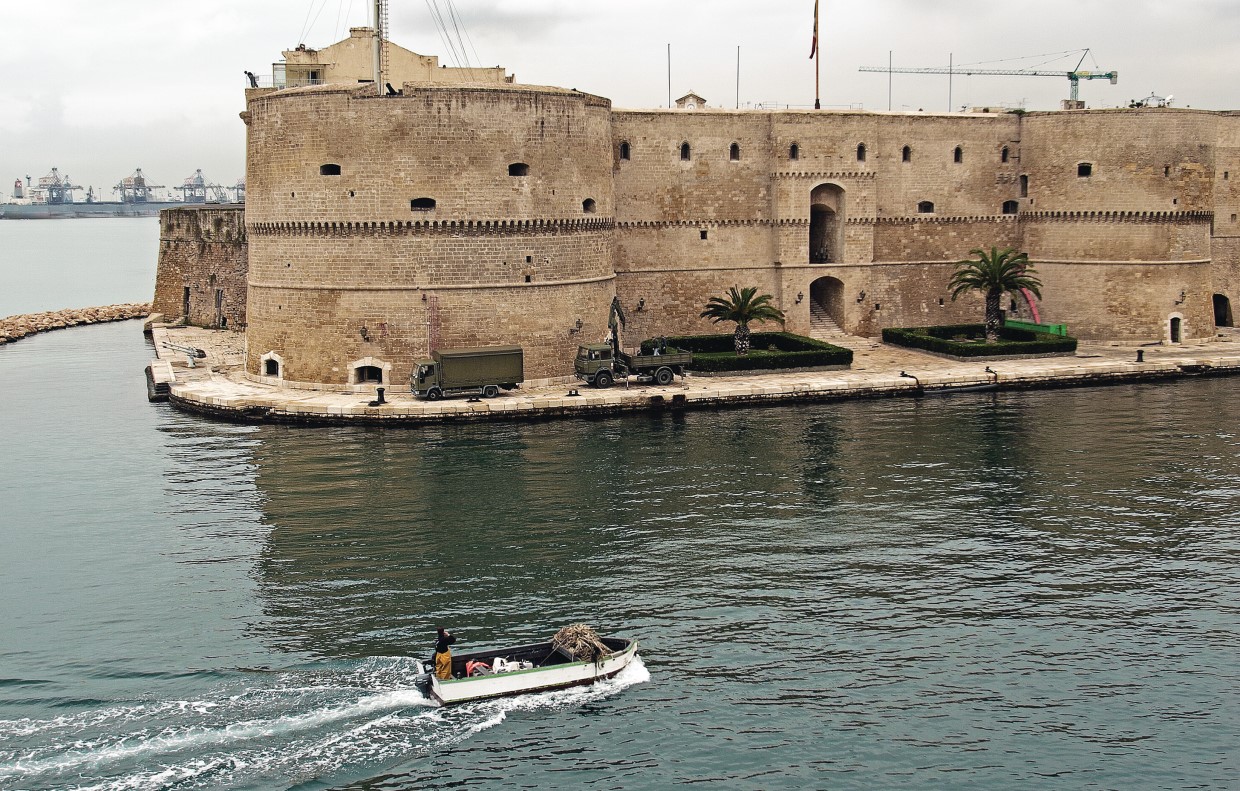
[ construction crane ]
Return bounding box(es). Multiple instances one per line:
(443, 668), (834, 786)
(860, 49), (1117, 107)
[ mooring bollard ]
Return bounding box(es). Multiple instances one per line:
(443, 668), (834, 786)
(1136, 350), (1144, 363)
(376, 387), (386, 404)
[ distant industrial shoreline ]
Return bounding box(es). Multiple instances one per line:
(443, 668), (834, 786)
(2, 167), (243, 220)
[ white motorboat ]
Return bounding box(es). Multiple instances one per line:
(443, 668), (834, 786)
(414, 634), (638, 706)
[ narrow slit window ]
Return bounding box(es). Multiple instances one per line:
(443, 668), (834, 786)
(789, 143), (800, 160)
(1001, 147), (1010, 163)
(508, 162), (529, 176)
(619, 141), (631, 160)
(902, 145), (911, 163)
(856, 143), (867, 162)
(680, 142), (691, 161)
(953, 146), (963, 164)
(729, 143), (741, 161)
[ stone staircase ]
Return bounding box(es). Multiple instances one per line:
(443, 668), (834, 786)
(808, 298), (882, 352)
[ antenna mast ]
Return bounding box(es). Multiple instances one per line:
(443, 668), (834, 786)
(372, 0), (388, 95)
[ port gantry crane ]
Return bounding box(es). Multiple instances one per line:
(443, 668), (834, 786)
(859, 49), (1117, 109)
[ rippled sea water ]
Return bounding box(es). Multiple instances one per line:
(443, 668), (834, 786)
(1, 321), (1238, 790)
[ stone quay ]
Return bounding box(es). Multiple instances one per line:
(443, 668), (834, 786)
(148, 323), (1240, 426)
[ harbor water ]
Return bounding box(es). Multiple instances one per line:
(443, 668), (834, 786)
(0, 221), (1237, 789)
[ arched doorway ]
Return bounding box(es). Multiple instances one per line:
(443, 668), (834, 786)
(810, 183), (845, 264)
(1214, 294), (1234, 327)
(1169, 316), (1183, 344)
(809, 276), (845, 330)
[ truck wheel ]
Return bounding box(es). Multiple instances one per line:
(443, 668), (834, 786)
(483, 385), (499, 398)
(594, 371), (614, 388)
(655, 367), (674, 386)
(426, 388), (443, 401)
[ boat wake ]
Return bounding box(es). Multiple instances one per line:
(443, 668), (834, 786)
(0, 656), (649, 791)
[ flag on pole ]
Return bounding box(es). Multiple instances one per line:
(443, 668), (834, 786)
(809, 0), (819, 59)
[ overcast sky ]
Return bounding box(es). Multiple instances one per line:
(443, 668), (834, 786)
(2, 0), (1237, 197)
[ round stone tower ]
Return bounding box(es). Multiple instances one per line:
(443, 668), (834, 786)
(241, 82), (616, 389)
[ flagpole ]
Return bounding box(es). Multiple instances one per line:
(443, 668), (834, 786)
(813, 0), (821, 109)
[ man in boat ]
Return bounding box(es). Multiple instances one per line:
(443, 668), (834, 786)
(432, 627), (456, 680)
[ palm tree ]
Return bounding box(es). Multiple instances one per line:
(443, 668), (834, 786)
(700, 286), (786, 355)
(949, 247), (1043, 343)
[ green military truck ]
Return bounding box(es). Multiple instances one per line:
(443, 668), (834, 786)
(412, 346), (524, 400)
(574, 342), (692, 388)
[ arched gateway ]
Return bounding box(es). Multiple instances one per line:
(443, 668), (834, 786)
(1214, 294), (1234, 327)
(809, 183), (845, 264)
(809, 276), (846, 330)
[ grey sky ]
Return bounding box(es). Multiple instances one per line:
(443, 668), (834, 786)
(2, 1), (1236, 197)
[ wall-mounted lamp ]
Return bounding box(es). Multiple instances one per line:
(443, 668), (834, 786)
(359, 325), (370, 341)
(796, 291), (804, 304)
(857, 290), (867, 303)
(421, 293), (427, 301)
(636, 298), (646, 312)
(1174, 289), (1186, 305)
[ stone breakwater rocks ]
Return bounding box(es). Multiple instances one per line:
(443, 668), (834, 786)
(0, 303), (151, 344)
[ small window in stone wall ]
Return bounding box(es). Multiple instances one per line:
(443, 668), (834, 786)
(902, 146), (911, 163)
(320, 164), (342, 176)
(856, 143), (866, 162)
(700, 229), (708, 240)
(620, 141), (631, 160)
(265, 358), (280, 376)
(917, 201), (935, 214)
(410, 197), (436, 211)
(789, 143), (800, 160)
(509, 162), (529, 176)
(356, 365), (383, 384)
(1078, 162), (1093, 177)
(1002, 200), (1019, 215)
(681, 142), (692, 161)
(953, 146), (963, 164)
(582, 198), (597, 213)
(1164, 165), (1171, 177)
(730, 143), (741, 161)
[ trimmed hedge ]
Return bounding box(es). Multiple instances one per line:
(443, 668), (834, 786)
(642, 332), (852, 372)
(882, 324), (1078, 357)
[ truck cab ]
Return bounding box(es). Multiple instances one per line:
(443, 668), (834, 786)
(412, 360), (438, 391)
(574, 343), (617, 388)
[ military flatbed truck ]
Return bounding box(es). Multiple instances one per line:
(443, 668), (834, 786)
(412, 346), (524, 400)
(574, 342), (692, 388)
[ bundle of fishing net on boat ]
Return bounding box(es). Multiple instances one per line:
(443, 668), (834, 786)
(551, 624), (612, 662)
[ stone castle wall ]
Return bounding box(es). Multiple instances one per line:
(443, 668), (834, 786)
(150, 82), (1240, 388)
(152, 206), (248, 330)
